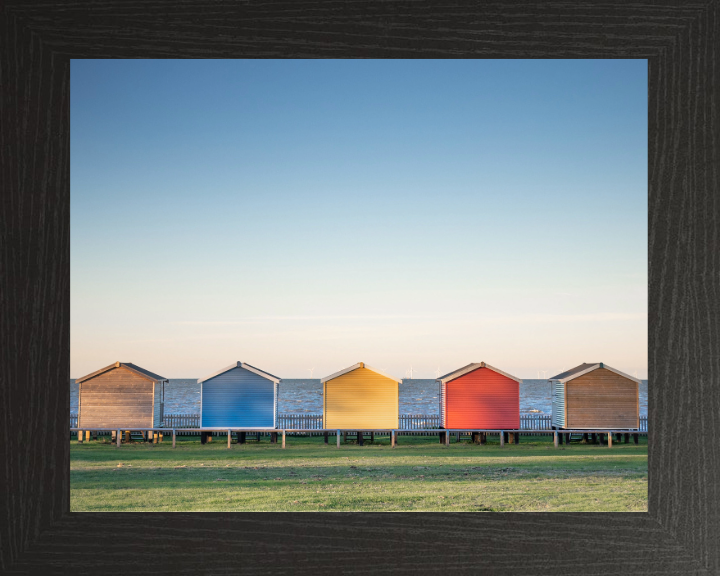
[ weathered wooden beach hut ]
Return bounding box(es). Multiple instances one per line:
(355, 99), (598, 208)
(437, 362), (522, 430)
(321, 362), (400, 429)
(198, 361), (280, 429)
(550, 362), (640, 429)
(76, 361), (168, 429)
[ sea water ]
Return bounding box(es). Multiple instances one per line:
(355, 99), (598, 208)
(70, 378), (649, 417)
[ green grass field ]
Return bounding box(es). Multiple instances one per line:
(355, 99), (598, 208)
(70, 434), (648, 512)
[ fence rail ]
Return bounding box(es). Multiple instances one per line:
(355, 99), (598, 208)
(69, 412), (649, 434)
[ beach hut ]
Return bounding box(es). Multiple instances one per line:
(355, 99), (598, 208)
(550, 362), (640, 429)
(321, 362), (400, 429)
(198, 361), (280, 429)
(437, 362), (522, 430)
(76, 361), (168, 429)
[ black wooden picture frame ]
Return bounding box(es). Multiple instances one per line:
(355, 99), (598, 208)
(1, 2), (717, 574)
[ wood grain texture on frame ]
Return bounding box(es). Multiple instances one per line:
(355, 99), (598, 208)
(0, 1), (718, 574)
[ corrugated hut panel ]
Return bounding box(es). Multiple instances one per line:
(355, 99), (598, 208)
(324, 367), (398, 429)
(202, 366), (276, 428)
(445, 367), (519, 429)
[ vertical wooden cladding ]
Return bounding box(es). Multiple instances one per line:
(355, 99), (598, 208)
(324, 367), (398, 429)
(445, 367), (519, 429)
(566, 368), (638, 429)
(78, 367), (154, 428)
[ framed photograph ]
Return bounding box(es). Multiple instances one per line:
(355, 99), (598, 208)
(1, 2), (716, 574)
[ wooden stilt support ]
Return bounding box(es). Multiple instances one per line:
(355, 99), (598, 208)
(558, 432), (563, 445)
(456, 432), (461, 443)
(207, 433), (212, 443)
(172, 429), (176, 448)
(85, 431), (91, 442)
(370, 432), (374, 443)
(391, 430), (396, 448)
(111, 430), (117, 443)
(591, 433), (597, 444)
(256, 432), (260, 442)
(500, 431), (505, 447)
(125, 431), (131, 443)
(148, 430), (154, 444)
(445, 430), (450, 446)
(480, 432), (487, 445)
(337, 430), (341, 448)
(282, 430), (286, 449)
(471, 432), (478, 444)
(116, 429), (121, 448)
(565, 433), (571, 445)
(77, 430), (83, 443)
(554, 431), (559, 448)
(324, 432), (329, 444)
(271, 432), (278, 444)
(624, 433), (630, 443)
(153, 431), (159, 444)
(227, 430), (232, 449)
(514, 432), (519, 444)
(239, 432), (246, 445)
(343, 431), (347, 443)
(582, 433), (589, 443)
(357, 431), (364, 446)
(159, 432), (163, 443)
(439, 431), (446, 445)
(608, 432), (613, 447)
(633, 433), (639, 444)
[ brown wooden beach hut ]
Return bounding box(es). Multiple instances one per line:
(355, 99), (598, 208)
(76, 361), (168, 429)
(550, 362), (640, 430)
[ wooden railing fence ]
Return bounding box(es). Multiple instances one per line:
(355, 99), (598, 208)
(70, 412), (649, 435)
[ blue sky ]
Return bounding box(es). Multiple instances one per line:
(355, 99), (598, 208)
(71, 59), (647, 379)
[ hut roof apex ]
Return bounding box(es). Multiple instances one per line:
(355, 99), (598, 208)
(320, 362), (400, 384)
(197, 361), (281, 384)
(436, 362), (522, 384)
(549, 362), (641, 383)
(76, 362), (167, 383)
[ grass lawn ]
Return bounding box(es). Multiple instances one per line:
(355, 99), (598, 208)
(70, 433), (648, 512)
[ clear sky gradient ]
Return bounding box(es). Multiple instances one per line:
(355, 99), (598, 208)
(71, 59), (648, 379)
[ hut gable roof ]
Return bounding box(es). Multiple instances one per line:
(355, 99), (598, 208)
(197, 361), (281, 384)
(320, 362), (401, 384)
(437, 362), (522, 384)
(549, 362), (641, 383)
(76, 361), (167, 383)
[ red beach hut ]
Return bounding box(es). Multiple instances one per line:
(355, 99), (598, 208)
(437, 362), (522, 430)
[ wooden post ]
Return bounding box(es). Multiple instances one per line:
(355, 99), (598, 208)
(125, 431), (131, 443)
(565, 433), (571, 445)
(471, 432), (478, 444)
(558, 431), (563, 445)
(500, 431), (505, 447)
(282, 430), (286, 449)
(343, 431), (347, 443)
(480, 432), (486, 445)
(154, 431), (159, 444)
(207, 433), (212, 443)
(391, 430), (396, 448)
(439, 431), (445, 445)
(85, 431), (91, 442)
(582, 433), (589, 443)
(324, 432), (329, 444)
(624, 433), (630, 443)
(239, 432), (246, 445)
(508, 432), (514, 444)
(370, 432), (374, 443)
(608, 432), (613, 448)
(456, 432), (460, 443)
(514, 432), (519, 445)
(445, 430), (450, 446)
(159, 432), (163, 443)
(633, 433), (639, 444)
(77, 430), (83, 443)
(271, 432), (277, 444)
(554, 431), (559, 448)
(591, 433), (598, 444)
(148, 430), (154, 443)
(257, 432), (260, 442)
(227, 430), (232, 449)
(337, 430), (341, 448)
(111, 430), (116, 443)
(116, 429), (121, 448)
(357, 432), (364, 446)
(172, 430), (176, 448)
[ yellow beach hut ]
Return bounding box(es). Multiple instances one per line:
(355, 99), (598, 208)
(321, 362), (400, 429)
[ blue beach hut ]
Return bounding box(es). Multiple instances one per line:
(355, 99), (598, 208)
(198, 361), (280, 429)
